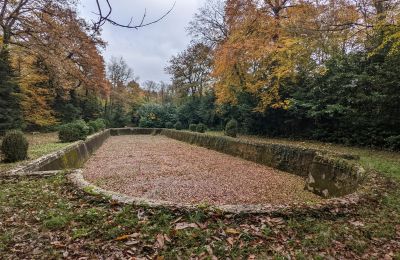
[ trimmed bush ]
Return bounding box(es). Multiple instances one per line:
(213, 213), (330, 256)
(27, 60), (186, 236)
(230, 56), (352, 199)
(174, 121), (183, 130)
(165, 122), (174, 129)
(225, 119), (238, 138)
(196, 123), (206, 133)
(1, 130), (29, 162)
(58, 120), (90, 142)
(189, 124), (197, 132)
(88, 119), (106, 134)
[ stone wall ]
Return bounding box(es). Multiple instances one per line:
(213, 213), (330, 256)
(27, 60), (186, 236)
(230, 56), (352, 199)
(3, 130), (111, 176)
(160, 129), (366, 198)
(4, 128), (365, 198)
(38, 130), (111, 171)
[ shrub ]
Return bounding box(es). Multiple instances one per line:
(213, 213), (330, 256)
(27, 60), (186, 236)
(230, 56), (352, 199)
(88, 119), (106, 134)
(196, 123), (206, 133)
(385, 135), (400, 151)
(189, 124), (197, 132)
(165, 122), (174, 129)
(174, 121), (183, 130)
(1, 130), (29, 162)
(138, 103), (176, 128)
(225, 119), (238, 138)
(58, 120), (90, 142)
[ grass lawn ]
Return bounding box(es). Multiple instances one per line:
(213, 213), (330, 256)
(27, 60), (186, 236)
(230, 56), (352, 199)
(0, 134), (399, 258)
(0, 132), (71, 173)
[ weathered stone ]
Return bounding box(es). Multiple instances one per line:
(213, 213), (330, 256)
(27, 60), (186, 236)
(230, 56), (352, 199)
(1, 128), (366, 200)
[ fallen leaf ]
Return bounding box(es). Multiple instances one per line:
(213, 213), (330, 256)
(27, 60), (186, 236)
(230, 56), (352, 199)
(156, 234), (165, 249)
(175, 222), (198, 230)
(349, 221), (365, 227)
(226, 228), (240, 235)
(114, 235), (132, 241)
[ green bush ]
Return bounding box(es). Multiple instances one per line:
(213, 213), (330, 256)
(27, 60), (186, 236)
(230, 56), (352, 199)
(58, 120), (90, 142)
(87, 119), (106, 134)
(138, 103), (176, 128)
(1, 130), (29, 162)
(385, 135), (400, 151)
(225, 119), (238, 138)
(165, 122), (174, 129)
(196, 123), (206, 133)
(189, 124), (197, 132)
(174, 121), (183, 130)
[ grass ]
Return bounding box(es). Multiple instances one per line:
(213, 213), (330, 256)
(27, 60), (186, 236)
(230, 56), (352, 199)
(0, 134), (399, 258)
(0, 132), (71, 173)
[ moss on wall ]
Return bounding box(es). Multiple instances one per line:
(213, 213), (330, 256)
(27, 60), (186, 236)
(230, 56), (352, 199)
(38, 130), (110, 171)
(32, 128), (365, 198)
(160, 129), (366, 198)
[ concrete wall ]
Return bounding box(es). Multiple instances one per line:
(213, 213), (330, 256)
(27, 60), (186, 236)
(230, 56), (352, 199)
(108, 128), (366, 198)
(2, 130), (111, 176)
(38, 130), (111, 171)
(10, 128), (364, 198)
(160, 129), (366, 198)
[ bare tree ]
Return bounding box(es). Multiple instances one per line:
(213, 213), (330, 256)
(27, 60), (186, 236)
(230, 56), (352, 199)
(165, 43), (213, 98)
(107, 56), (134, 88)
(187, 0), (228, 47)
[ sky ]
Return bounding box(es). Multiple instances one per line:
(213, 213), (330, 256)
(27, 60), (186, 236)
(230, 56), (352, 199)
(78, 0), (205, 84)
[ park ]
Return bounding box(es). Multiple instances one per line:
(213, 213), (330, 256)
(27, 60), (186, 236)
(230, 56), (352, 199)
(1, 0), (400, 259)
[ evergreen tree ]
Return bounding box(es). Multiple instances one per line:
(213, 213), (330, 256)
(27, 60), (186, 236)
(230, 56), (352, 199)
(0, 49), (23, 131)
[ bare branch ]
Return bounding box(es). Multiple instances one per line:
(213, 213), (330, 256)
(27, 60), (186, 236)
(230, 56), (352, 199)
(92, 0), (175, 32)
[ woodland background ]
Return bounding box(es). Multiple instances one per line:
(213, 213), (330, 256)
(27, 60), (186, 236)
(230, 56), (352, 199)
(1, 0), (399, 150)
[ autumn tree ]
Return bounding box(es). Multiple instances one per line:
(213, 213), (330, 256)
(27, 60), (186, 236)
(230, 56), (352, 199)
(11, 51), (58, 128)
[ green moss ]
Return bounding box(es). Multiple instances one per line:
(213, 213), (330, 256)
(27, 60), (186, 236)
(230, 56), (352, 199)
(162, 129), (363, 197)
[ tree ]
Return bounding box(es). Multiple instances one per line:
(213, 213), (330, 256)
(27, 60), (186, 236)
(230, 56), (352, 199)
(187, 0), (228, 47)
(166, 43), (213, 98)
(0, 49), (23, 131)
(11, 50), (58, 128)
(105, 56), (136, 126)
(107, 56), (134, 88)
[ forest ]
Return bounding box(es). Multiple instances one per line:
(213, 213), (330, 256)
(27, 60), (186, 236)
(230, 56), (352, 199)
(1, 1), (400, 259)
(1, 0), (399, 150)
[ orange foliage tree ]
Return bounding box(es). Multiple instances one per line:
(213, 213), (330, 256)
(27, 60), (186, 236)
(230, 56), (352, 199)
(212, 0), (369, 111)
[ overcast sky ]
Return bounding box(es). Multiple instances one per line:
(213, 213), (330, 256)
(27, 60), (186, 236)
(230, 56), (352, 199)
(78, 0), (205, 84)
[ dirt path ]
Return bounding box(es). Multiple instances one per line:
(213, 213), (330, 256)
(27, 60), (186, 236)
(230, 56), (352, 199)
(82, 135), (321, 205)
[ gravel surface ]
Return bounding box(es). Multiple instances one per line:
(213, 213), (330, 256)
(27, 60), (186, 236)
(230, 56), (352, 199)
(82, 135), (322, 206)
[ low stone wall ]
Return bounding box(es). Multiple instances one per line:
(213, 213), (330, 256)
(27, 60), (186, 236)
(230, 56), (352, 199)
(160, 129), (366, 198)
(2, 130), (110, 176)
(110, 128), (162, 136)
(2, 127), (366, 199)
(38, 130), (111, 171)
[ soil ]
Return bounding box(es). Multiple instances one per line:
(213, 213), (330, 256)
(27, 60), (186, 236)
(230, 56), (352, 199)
(82, 135), (322, 206)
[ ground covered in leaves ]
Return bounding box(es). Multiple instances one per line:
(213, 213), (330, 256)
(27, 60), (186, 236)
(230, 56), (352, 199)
(1, 135), (400, 259)
(0, 173), (399, 259)
(82, 135), (320, 205)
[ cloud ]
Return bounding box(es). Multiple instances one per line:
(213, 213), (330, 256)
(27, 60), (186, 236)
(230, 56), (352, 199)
(78, 0), (204, 84)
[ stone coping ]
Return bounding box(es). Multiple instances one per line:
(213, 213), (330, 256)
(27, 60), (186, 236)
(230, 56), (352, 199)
(68, 169), (366, 215)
